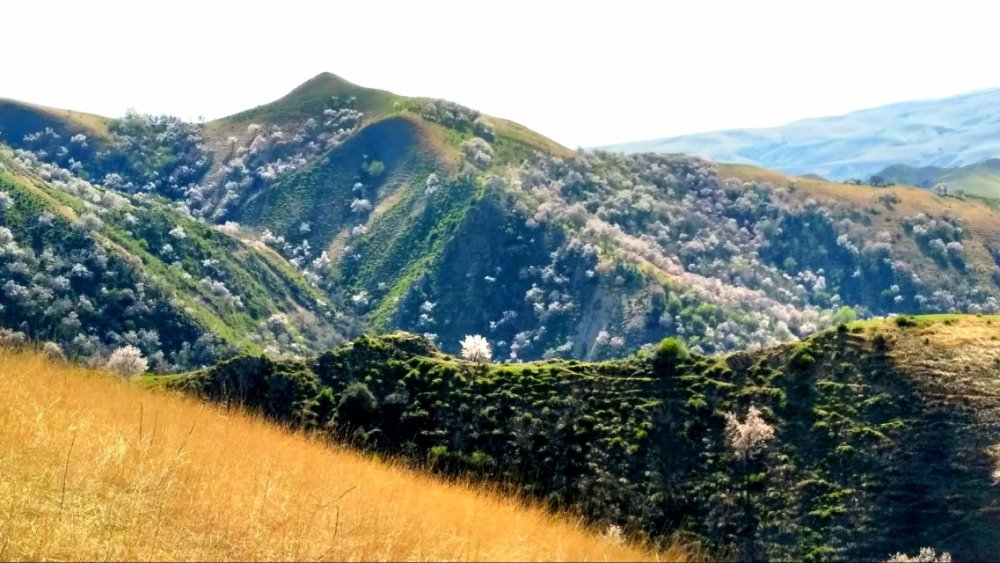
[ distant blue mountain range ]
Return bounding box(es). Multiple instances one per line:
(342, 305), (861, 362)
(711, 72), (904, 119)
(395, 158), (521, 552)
(603, 88), (1000, 180)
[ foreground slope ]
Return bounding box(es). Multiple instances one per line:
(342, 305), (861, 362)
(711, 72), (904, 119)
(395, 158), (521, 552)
(176, 317), (1000, 560)
(604, 88), (1000, 179)
(0, 349), (684, 561)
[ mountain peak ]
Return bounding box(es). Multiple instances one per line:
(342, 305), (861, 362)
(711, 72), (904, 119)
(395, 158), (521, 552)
(286, 71), (367, 100)
(219, 71), (400, 124)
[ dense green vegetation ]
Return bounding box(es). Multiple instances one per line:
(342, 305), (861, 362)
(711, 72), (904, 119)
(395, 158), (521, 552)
(173, 318), (1000, 560)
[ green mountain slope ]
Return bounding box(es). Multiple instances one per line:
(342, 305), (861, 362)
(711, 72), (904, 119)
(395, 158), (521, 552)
(875, 163), (951, 189)
(6, 73), (1000, 362)
(221, 72), (402, 124)
(235, 114), (449, 248)
(0, 147), (345, 370)
(878, 158), (1000, 199)
(171, 316), (1000, 560)
(0, 98), (110, 143)
(213, 77), (1000, 360)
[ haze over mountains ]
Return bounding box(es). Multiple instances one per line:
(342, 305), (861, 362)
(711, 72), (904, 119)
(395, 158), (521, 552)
(605, 87), (1000, 180)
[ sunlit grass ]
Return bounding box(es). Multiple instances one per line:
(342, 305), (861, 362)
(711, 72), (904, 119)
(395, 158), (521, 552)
(0, 350), (697, 561)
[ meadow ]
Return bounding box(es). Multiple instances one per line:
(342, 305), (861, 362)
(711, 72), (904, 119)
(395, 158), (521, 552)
(0, 349), (692, 561)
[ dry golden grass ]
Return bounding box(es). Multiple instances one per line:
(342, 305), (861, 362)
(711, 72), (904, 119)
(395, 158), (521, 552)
(0, 351), (695, 562)
(847, 315), (1000, 401)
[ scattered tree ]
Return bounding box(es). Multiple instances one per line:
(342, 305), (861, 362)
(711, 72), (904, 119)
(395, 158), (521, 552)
(0, 328), (27, 349)
(725, 405), (776, 561)
(652, 337), (689, 372)
(104, 345), (148, 377)
(725, 405), (775, 460)
(460, 334), (492, 363)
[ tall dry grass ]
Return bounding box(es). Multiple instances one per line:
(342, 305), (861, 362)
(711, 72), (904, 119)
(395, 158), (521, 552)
(0, 350), (697, 561)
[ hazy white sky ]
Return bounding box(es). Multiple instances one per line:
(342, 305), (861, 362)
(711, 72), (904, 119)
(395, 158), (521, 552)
(4, 0), (998, 147)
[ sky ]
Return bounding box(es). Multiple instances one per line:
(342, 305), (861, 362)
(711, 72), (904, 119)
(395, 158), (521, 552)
(4, 0), (999, 148)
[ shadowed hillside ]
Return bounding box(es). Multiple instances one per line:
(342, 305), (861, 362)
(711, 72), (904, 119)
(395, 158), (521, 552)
(173, 316), (1000, 560)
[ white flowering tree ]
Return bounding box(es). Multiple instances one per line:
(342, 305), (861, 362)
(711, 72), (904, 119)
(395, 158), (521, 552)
(725, 405), (776, 460)
(0, 328), (27, 349)
(724, 405), (776, 561)
(350, 198), (373, 214)
(460, 137), (493, 169)
(886, 547), (952, 563)
(42, 341), (65, 360)
(460, 334), (491, 364)
(105, 345), (148, 377)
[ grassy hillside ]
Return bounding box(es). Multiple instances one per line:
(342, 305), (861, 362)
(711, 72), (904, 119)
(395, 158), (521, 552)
(235, 114), (450, 248)
(218, 72), (402, 125)
(203, 72), (566, 175)
(875, 162), (950, 189)
(173, 317), (1000, 560)
(878, 158), (1000, 199)
(0, 98), (110, 143)
(0, 348), (689, 561)
(721, 162), (1000, 305)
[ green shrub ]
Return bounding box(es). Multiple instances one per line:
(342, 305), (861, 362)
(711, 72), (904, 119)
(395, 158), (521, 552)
(873, 332), (890, 351)
(790, 348), (816, 371)
(834, 306), (857, 324)
(366, 160), (386, 177)
(337, 382), (378, 427)
(312, 387), (336, 426)
(653, 337), (689, 373)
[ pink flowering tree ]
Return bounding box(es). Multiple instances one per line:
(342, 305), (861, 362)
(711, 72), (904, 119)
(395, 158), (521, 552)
(725, 405), (776, 561)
